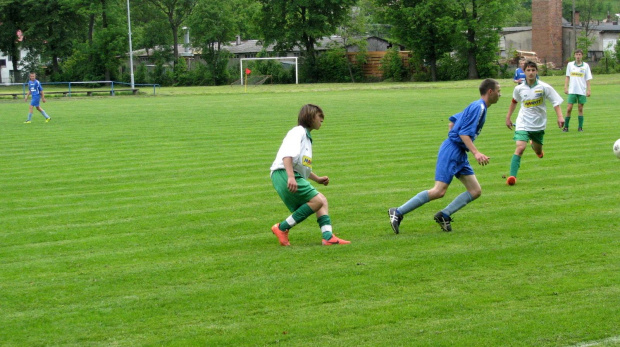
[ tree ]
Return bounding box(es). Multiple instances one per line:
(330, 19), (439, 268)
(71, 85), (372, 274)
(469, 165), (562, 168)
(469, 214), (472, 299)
(375, 0), (456, 81)
(20, 0), (85, 78)
(0, 1), (26, 80)
(141, 0), (197, 68)
(257, 0), (357, 82)
(188, 0), (237, 85)
(453, 0), (513, 79)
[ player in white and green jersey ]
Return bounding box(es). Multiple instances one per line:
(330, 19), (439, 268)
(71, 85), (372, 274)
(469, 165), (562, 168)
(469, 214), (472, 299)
(505, 61), (564, 186)
(563, 49), (592, 132)
(269, 104), (350, 246)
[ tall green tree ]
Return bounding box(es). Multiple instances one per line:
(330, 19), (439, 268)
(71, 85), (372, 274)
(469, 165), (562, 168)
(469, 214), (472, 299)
(375, 0), (456, 81)
(141, 0), (197, 68)
(257, 0), (357, 82)
(0, 1), (26, 80)
(453, 0), (513, 79)
(188, 0), (236, 85)
(20, 0), (85, 77)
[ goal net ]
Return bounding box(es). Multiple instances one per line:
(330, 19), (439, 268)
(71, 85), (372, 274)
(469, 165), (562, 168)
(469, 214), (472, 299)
(240, 57), (298, 85)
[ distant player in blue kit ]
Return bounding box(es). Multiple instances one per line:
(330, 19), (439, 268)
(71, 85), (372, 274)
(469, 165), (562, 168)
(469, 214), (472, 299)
(388, 79), (501, 233)
(514, 59), (526, 84)
(24, 72), (51, 123)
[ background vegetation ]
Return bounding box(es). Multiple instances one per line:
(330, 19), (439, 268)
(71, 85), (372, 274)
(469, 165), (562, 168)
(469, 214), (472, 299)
(0, 0), (619, 84)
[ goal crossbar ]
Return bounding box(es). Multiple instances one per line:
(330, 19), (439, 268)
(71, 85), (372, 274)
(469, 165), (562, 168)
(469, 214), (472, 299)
(240, 57), (298, 85)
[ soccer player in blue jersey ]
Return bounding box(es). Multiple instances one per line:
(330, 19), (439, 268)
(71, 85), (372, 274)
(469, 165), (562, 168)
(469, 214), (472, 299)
(24, 72), (51, 123)
(514, 59), (526, 84)
(388, 79), (501, 233)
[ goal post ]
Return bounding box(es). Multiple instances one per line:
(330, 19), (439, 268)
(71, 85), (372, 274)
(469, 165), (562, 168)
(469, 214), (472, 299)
(240, 57), (298, 85)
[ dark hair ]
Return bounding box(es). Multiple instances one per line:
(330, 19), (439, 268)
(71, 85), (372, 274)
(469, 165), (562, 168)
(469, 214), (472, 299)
(479, 78), (498, 96)
(574, 49), (583, 54)
(524, 60), (538, 70)
(297, 104), (324, 128)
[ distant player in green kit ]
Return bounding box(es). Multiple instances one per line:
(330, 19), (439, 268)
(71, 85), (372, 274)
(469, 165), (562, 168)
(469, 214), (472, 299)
(563, 49), (592, 132)
(269, 104), (350, 246)
(505, 61), (564, 186)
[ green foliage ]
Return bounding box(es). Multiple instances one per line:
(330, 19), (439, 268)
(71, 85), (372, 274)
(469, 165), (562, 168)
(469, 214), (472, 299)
(615, 39), (620, 63)
(437, 53), (468, 81)
(150, 62), (174, 86)
(135, 63), (149, 84)
(380, 47), (407, 81)
(257, 0), (357, 82)
(592, 49), (620, 74)
(173, 58), (192, 86)
(315, 48), (354, 83)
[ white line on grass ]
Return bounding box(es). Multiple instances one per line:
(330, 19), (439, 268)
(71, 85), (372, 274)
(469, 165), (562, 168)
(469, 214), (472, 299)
(570, 335), (620, 347)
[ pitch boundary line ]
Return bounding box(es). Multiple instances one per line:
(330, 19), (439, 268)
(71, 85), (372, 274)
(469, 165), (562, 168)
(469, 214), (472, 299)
(569, 335), (620, 347)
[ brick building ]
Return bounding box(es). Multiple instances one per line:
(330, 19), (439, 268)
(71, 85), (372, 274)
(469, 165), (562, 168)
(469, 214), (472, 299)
(532, 0), (564, 66)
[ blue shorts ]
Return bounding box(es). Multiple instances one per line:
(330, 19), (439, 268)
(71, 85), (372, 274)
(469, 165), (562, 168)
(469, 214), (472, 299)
(30, 95), (41, 107)
(435, 139), (474, 184)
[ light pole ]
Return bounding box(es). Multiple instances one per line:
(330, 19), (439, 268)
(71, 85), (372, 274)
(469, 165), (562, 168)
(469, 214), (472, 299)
(126, 0), (135, 89)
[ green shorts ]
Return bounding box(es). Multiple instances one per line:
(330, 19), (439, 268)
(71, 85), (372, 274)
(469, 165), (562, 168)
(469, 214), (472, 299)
(271, 169), (319, 212)
(568, 94), (587, 104)
(514, 130), (545, 145)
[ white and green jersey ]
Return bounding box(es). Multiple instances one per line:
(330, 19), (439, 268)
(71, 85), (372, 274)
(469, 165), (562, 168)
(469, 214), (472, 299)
(513, 80), (563, 132)
(270, 125), (313, 179)
(565, 61), (592, 95)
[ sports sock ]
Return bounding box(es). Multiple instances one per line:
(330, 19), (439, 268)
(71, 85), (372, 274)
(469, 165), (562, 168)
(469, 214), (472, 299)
(578, 116), (584, 128)
(280, 203), (314, 231)
(42, 110), (50, 118)
(317, 215), (333, 240)
(564, 116), (571, 129)
(27, 113), (33, 121)
(397, 190), (430, 215)
(442, 191), (474, 216)
(509, 154), (521, 177)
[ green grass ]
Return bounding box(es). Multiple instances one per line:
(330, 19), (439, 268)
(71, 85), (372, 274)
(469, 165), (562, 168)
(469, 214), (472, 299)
(1, 75), (619, 346)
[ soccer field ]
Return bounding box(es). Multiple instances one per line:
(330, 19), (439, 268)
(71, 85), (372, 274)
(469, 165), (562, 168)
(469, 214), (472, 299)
(1, 75), (619, 346)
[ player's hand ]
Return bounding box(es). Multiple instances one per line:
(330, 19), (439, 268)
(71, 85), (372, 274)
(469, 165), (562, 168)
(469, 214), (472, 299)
(506, 119), (513, 130)
(586, 90), (591, 97)
(474, 152), (490, 166)
(42, 97), (46, 103)
(287, 177), (298, 193)
(564, 88), (568, 94)
(315, 176), (329, 186)
(557, 117), (565, 128)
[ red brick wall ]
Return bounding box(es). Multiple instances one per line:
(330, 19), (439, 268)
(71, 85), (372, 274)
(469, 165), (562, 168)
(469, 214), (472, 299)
(532, 0), (564, 66)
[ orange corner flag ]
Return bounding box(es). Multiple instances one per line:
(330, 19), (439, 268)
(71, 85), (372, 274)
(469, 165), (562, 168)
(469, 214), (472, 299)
(245, 68), (251, 75)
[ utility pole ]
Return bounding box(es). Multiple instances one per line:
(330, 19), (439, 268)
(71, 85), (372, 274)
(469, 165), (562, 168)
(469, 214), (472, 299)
(572, 0), (577, 53)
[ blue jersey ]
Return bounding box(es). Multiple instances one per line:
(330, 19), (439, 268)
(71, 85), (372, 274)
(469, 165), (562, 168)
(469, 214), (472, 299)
(513, 68), (525, 83)
(28, 79), (43, 97)
(447, 99), (487, 151)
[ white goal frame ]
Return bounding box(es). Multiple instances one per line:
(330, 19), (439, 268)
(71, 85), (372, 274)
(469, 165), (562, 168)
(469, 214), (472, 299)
(240, 57), (298, 85)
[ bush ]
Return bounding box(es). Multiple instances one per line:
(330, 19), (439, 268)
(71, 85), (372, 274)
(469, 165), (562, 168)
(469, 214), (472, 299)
(436, 53), (468, 81)
(316, 48), (353, 83)
(380, 48), (407, 82)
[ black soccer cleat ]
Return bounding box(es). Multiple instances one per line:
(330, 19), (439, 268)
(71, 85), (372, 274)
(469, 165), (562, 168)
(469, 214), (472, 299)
(434, 211), (452, 232)
(388, 208), (403, 234)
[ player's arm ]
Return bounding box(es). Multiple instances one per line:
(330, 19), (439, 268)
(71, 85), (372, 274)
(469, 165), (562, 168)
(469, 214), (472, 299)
(564, 76), (570, 94)
(24, 89), (31, 101)
(282, 157), (298, 193)
(586, 79), (591, 97)
(40, 90), (46, 102)
(553, 105), (565, 128)
(460, 135), (489, 166)
(309, 172), (329, 186)
(505, 99), (517, 130)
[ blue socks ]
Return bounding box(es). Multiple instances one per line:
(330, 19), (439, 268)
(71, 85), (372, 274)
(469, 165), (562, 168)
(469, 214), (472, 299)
(442, 191), (474, 216)
(397, 190), (430, 215)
